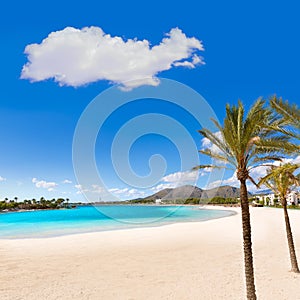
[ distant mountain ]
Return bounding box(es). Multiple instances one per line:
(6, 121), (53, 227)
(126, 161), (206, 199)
(252, 189), (272, 195)
(142, 184), (251, 201)
(144, 185), (203, 201)
(143, 188), (174, 200)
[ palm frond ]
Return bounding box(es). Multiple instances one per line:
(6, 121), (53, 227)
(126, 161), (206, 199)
(198, 149), (231, 163)
(192, 164), (228, 171)
(270, 96), (300, 130)
(198, 128), (232, 157)
(258, 163), (300, 197)
(255, 140), (300, 155)
(195, 98), (299, 194)
(251, 156), (283, 164)
(248, 175), (259, 188)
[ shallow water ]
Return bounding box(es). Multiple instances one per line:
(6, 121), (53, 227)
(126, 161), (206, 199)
(0, 205), (234, 239)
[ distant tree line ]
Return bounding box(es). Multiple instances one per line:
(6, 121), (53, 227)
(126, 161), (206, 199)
(0, 197), (70, 211)
(183, 197), (240, 205)
(128, 198), (154, 204)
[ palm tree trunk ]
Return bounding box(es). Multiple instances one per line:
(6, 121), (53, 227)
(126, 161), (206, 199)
(240, 179), (257, 300)
(282, 199), (300, 273)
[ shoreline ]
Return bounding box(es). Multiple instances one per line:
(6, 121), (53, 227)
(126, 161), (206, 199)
(1, 205), (298, 242)
(0, 206), (237, 240)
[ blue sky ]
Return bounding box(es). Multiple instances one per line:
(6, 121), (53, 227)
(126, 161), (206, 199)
(0, 0), (299, 201)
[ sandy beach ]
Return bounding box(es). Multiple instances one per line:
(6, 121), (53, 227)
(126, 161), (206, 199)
(1, 206), (300, 300)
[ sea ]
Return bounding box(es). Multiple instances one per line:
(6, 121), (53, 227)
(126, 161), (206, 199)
(0, 205), (234, 239)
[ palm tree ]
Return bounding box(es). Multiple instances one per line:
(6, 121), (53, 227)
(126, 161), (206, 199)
(258, 163), (300, 273)
(56, 198), (65, 207)
(270, 96), (300, 139)
(194, 99), (297, 299)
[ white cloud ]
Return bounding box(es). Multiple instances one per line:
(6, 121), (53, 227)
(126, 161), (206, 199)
(201, 131), (223, 154)
(109, 187), (129, 194)
(21, 26), (204, 90)
(91, 184), (105, 194)
(149, 170), (199, 192)
(161, 170), (198, 183)
(109, 187), (146, 199)
(62, 179), (72, 184)
(74, 184), (89, 194)
(248, 155), (300, 188)
(74, 184), (105, 195)
(0, 176), (6, 182)
(250, 165), (268, 179)
(206, 173), (239, 190)
(151, 182), (177, 192)
(280, 155), (300, 165)
(32, 178), (57, 191)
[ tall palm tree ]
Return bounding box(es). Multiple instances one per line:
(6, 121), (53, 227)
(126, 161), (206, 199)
(270, 96), (300, 139)
(258, 163), (300, 273)
(194, 99), (297, 300)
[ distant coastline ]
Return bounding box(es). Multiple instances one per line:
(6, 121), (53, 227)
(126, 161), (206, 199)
(0, 197), (77, 213)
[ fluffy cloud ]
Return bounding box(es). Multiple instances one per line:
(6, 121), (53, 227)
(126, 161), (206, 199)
(0, 176), (6, 182)
(281, 155), (300, 165)
(150, 170), (200, 192)
(201, 131), (223, 154)
(206, 173), (239, 190)
(32, 178), (57, 191)
(161, 170), (198, 183)
(151, 183), (177, 192)
(21, 26), (204, 90)
(62, 179), (72, 184)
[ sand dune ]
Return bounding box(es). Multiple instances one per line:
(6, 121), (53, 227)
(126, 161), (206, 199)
(1, 207), (300, 299)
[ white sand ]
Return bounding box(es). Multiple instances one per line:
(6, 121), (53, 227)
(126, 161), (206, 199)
(1, 207), (300, 300)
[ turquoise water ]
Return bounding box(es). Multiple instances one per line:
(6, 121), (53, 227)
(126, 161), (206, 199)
(0, 205), (234, 239)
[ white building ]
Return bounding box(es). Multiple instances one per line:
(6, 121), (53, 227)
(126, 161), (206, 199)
(155, 198), (162, 205)
(287, 191), (300, 206)
(255, 191), (300, 206)
(255, 193), (277, 206)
